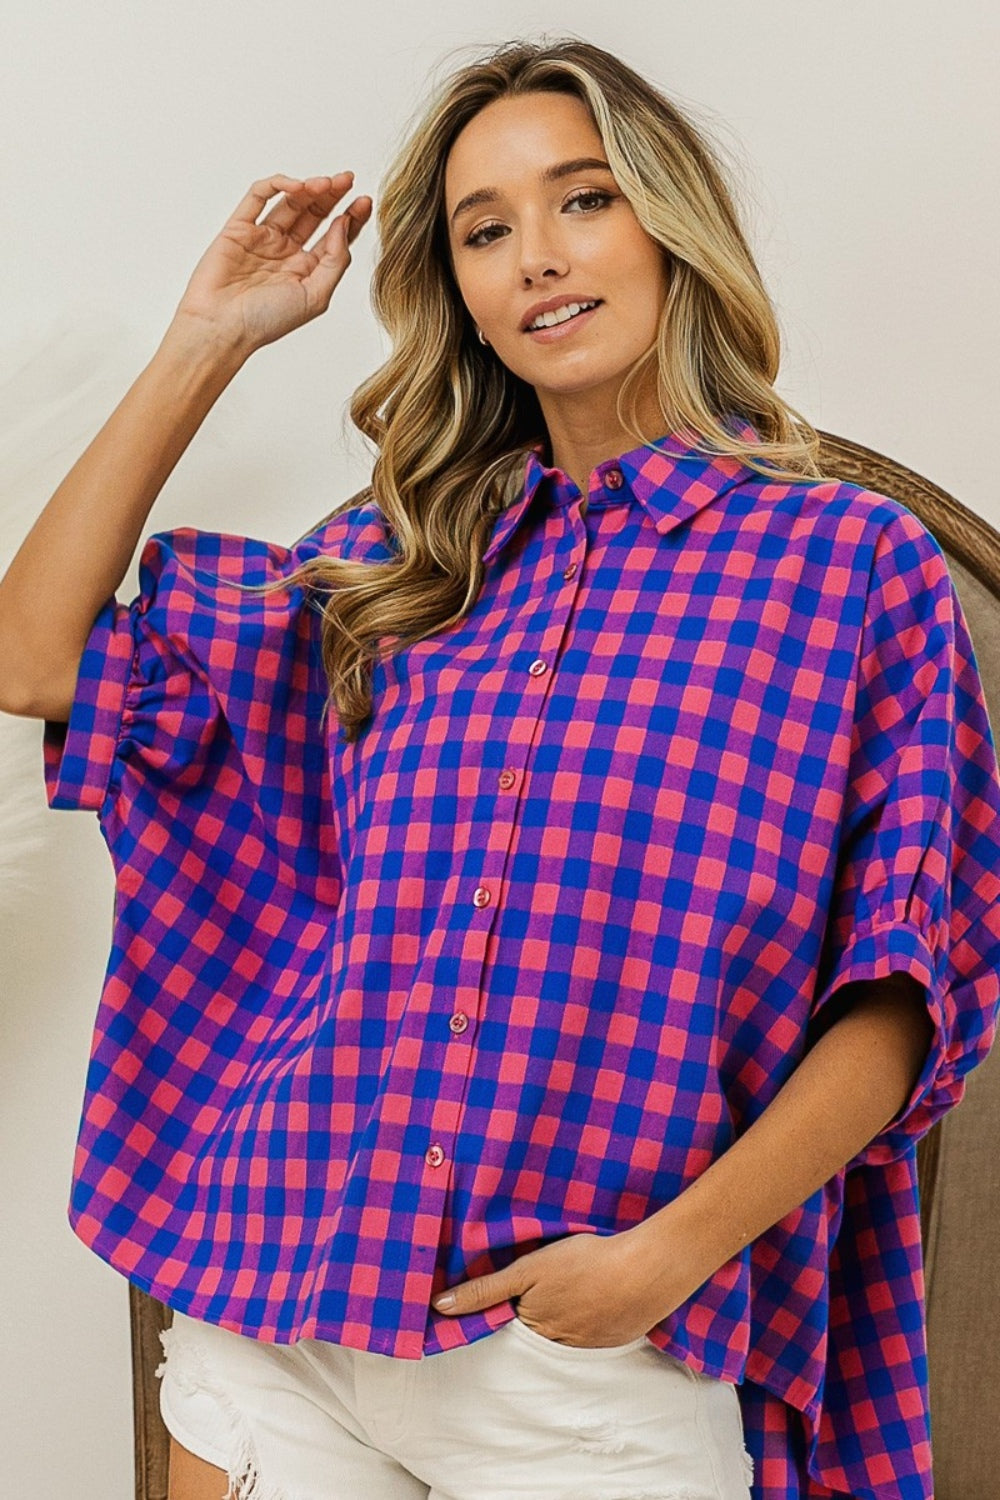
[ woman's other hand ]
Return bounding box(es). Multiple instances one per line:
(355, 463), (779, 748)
(171, 173), (373, 357)
(431, 1226), (695, 1348)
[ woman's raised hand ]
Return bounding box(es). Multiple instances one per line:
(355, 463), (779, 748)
(171, 173), (373, 357)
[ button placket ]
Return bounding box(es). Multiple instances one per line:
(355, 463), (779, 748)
(423, 512), (586, 1223)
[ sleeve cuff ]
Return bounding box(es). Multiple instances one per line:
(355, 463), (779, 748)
(42, 599), (135, 812)
(811, 915), (949, 1170)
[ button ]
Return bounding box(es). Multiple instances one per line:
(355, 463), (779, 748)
(473, 886), (491, 908)
(449, 1012), (469, 1034)
(605, 466), (624, 490)
(528, 658), (547, 676)
(426, 1144), (446, 1167)
(563, 562), (577, 580)
(498, 769), (516, 790)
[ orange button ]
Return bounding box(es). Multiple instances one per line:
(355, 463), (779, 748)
(498, 769), (516, 790)
(426, 1144), (446, 1167)
(605, 466), (624, 490)
(473, 886), (491, 908)
(449, 1012), (469, 1034)
(528, 659), (547, 676)
(563, 562), (577, 579)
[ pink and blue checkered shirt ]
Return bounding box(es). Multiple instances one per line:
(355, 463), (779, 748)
(43, 421), (1000, 1499)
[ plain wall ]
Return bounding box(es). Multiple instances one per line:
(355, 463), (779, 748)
(1, 2), (997, 1494)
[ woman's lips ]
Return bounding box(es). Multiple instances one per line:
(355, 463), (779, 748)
(524, 302), (602, 342)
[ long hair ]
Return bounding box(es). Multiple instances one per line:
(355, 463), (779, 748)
(259, 36), (830, 743)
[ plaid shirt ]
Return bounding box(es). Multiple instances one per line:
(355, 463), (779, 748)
(43, 421), (1000, 1499)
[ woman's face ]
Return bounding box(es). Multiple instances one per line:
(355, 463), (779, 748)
(444, 90), (670, 418)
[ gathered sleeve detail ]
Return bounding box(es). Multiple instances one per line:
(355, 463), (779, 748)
(42, 499), (391, 815)
(41, 500), (394, 913)
(44, 527), (310, 816)
(43, 595), (137, 812)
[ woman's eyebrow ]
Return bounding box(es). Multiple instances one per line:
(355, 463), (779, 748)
(449, 157), (614, 226)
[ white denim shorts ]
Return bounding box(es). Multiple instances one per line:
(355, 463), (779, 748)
(157, 1308), (755, 1500)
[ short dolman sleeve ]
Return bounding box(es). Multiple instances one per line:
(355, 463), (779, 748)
(41, 498), (396, 935)
(809, 510), (1000, 1171)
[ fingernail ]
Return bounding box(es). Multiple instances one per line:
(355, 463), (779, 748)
(433, 1293), (455, 1310)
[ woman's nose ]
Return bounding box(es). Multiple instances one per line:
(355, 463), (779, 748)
(516, 223), (570, 284)
(519, 259), (570, 289)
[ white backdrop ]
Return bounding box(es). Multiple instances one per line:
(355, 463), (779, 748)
(1, 2), (997, 1494)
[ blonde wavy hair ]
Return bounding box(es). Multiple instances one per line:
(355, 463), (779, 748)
(263, 36), (831, 743)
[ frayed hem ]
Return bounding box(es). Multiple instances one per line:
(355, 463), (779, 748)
(155, 1322), (288, 1500)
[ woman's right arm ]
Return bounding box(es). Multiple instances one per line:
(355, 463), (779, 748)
(0, 323), (246, 722)
(0, 172), (372, 723)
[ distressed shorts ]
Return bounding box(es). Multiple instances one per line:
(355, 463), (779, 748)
(156, 1308), (756, 1500)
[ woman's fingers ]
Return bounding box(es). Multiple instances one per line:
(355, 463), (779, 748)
(267, 173), (358, 244)
(311, 196), (373, 264)
(227, 172), (359, 244)
(228, 174), (307, 226)
(300, 196), (373, 304)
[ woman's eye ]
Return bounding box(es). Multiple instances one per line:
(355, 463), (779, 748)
(566, 189), (613, 213)
(464, 189), (613, 247)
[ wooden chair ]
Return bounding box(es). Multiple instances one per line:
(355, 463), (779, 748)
(128, 431), (1000, 1499)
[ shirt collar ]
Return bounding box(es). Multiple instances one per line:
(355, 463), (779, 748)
(483, 416), (767, 566)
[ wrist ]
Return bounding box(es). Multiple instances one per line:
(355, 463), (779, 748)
(622, 1196), (727, 1311)
(158, 314), (252, 381)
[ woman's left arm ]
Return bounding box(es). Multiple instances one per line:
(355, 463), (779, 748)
(629, 973), (935, 1303)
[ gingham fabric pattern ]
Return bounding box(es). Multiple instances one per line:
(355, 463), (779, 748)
(43, 420), (1000, 1499)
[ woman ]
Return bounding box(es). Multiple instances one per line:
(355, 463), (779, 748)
(2, 34), (998, 1500)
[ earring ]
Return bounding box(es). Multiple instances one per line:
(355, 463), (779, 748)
(477, 327), (489, 346)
